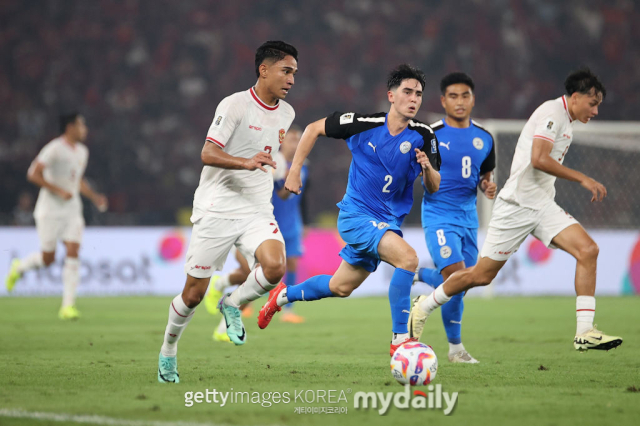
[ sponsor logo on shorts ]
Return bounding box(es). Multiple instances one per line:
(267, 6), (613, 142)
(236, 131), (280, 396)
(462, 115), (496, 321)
(194, 265), (212, 270)
(400, 141), (412, 154)
(497, 250), (513, 255)
(440, 246), (452, 258)
(473, 137), (484, 150)
(370, 221), (390, 230)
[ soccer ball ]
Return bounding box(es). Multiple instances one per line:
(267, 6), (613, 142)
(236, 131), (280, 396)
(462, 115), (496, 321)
(390, 342), (438, 386)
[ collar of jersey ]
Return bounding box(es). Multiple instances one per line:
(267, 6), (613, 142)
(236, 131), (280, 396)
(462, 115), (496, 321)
(250, 87), (279, 111)
(441, 118), (473, 130)
(561, 96), (574, 123)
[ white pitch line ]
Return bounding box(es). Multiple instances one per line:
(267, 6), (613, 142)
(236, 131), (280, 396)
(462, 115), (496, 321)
(0, 409), (237, 426)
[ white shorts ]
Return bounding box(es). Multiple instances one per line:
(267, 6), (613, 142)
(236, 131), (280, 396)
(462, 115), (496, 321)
(35, 215), (85, 252)
(480, 197), (579, 261)
(184, 213), (285, 279)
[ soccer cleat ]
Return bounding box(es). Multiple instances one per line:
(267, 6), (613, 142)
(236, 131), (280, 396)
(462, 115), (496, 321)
(213, 330), (231, 343)
(281, 311), (305, 324)
(258, 282), (286, 329)
(408, 295), (430, 340)
(203, 277), (223, 315)
(448, 350), (479, 364)
(218, 294), (246, 345)
(5, 259), (21, 292)
(158, 353), (179, 383)
(58, 306), (81, 320)
(390, 337), (418, 356)
(574, 325), (623, 351)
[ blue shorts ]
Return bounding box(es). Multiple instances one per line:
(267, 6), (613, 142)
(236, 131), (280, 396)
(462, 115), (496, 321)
(424, 224), (478, 272)
(283, 233), (304, 258)
(337, 210), (402, 273)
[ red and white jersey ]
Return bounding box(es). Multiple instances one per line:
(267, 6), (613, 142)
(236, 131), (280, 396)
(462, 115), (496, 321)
(499, 96), (575, 209)
(191, 87), (295, 222)
(33, 137), (89, 219)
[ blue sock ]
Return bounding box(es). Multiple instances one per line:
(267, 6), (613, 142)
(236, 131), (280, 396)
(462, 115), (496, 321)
(283, 271), (296, 310)
(441, 292), (464, 344)
(388, 268), (415, 334)
(286, 275), (334, 303)
(418, 267), (444, 288)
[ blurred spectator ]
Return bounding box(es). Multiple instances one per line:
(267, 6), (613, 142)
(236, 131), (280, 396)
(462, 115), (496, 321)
(12, 191), (34, 226)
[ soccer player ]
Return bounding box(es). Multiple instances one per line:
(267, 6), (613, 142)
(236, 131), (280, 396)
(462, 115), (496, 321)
(257, 64), (442, 356)
(409, 68), (623, 352)
(158, 41), (298, 383)
(413, 72), (496, 364)
(4, 113), (108, 319)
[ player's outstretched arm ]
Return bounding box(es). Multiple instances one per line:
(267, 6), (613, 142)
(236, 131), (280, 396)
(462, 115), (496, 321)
(531, 138), (607, 202)
(80, 178), (108, 211)
(285, 118), (326, 194)
(415, 148), (440, 193)
(200, 143), (276, 173)
(27, 161), (72, 200)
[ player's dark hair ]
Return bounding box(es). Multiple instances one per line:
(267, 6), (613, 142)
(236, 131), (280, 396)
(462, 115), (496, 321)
(440, 72), (475, 94)
(255, 41), (298, 77)
(59, 112), (81, 133)
(564, 68), (606, 99)
(387, 64), (426, 91)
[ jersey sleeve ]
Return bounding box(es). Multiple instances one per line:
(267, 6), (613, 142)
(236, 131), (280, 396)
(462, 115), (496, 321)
(532, 107), (564, 144)
(479, 137), (496, 175)
(205, 96), (243, 148)
(36, 142), (58, 167)
(324, 111), (386, 141)
(419, 130), (441, 172)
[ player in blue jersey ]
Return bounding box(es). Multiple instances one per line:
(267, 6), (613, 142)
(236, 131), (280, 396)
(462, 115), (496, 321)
(257, 64), (442, 356)
(411, 72), (496, 363)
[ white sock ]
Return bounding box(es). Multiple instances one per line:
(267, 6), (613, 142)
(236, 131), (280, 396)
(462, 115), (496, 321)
(419, 286), (452, 315)
(17, 252), (45, 273)
(392, 333), (409, 345)
(61, 257), (80, 308)
(214, 274), (231, 291)
(576, 295), (596, 335)
(160, 294), (196, 357)
(216, 318), (227, 334)
(449, 342), (465, 354)
(225, 266), (279, 308)
(276, 289), (289, 307)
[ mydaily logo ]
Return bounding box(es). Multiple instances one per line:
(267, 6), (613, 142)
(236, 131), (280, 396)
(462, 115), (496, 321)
(354, 384), (458, 415)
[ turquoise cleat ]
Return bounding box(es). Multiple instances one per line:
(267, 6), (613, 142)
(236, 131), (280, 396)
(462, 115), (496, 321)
(158, 353), (179, 383)
(218, 294), (246, 345)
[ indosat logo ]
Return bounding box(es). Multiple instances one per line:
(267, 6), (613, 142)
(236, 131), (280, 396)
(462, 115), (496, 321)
(622, 236), (640, 295)
(157, 231), (186, 263)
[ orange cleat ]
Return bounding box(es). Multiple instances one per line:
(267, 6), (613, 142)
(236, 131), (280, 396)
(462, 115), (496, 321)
(281, 311), (305, 324)
(389, 337), (418, 356)
(258, 282), (286, 329)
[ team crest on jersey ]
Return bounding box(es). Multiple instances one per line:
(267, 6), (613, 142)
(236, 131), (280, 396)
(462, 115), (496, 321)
(400, 141), (412, 154)
(473, 137), (484, 150)
(215, 115), (224, 126)
(340, 113), (354, 125)
(279, 128), (285, 144)
(431, 138), (437, 154)
(440, 246), (452, 259)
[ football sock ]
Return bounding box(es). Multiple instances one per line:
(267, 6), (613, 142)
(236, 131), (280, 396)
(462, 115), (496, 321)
(61, 257), (80, 308)
(388, 268), (414, 334)
(225, 266), (278, 308)
(215, 318), (227, 335)
(283, 270), (297, 310)
(161, 294), (195, 357)
(418, 267), (444, 288)
(419, 286), (452, 315)
(214, 274), (231, 291)
(576, 295), (595, 335)
(392, 332), (409, 345)
(17, 252), (45, 273)
(449, 342), (465, 354)
(282, 274), (333, 305)
(442, 292), (464, 344)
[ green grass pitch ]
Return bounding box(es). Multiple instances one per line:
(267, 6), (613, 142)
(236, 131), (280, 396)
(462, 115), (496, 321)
(0, 296), (638, 426)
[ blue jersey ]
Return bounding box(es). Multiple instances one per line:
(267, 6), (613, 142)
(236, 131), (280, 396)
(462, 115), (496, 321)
(325, 112), (441, 226)
(272, 162), (308, 240)
(422, 119), (495, 228)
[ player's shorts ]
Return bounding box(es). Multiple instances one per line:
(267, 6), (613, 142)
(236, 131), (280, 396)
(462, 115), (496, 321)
(283, 233), (304, 258)
(35, 214), (85, 252)
(480, 197), (579, 261)
(424, 224), (478, 272)
(337, 210), (402, 273)
(184, 213), (285, 279)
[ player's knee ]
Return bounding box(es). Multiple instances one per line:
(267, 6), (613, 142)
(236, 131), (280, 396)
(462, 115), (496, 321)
(42, 253), (55, 266)
(332, 285), (354, 298)
(183, 287), (205, 308)
(577, 241), (599, 262)
(396, 249), (418, 272)
(262, 262), (286, 284)
(470, 269), (495, 287)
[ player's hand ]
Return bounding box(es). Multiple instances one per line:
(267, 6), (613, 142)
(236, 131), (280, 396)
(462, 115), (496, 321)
(284, 170), (302, 195)
(243, 152), (276, 173)
(57, 189), (72, 200)
(480, 180), (497, 199)
(415, 148), (431, 170)
(580, 177), (607, 202)
(93, 194), (108, 212)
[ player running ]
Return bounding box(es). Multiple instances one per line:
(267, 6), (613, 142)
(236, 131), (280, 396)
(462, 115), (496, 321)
(409, 68), (623, 352)
(257, 64), (441, 356)
(414, 72), (496, 363)
(5, 113), (108, 319)
(158, 41), (298, 383)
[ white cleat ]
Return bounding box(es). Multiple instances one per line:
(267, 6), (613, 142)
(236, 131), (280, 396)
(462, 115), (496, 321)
(409, 295), (430, 340)
(574, 325), (623, 351)
(448, 350), (479, 364)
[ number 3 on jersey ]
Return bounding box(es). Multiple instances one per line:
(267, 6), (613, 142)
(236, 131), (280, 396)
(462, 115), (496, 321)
(382, 175), (393, 193)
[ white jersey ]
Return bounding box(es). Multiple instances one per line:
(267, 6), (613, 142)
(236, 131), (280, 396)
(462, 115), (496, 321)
(499, 96), (575, 209)
(33, 137), (88, 219)
(191, 87), (295, 222)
